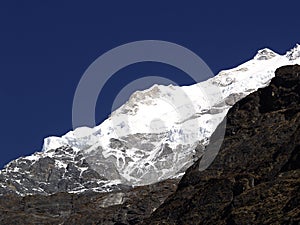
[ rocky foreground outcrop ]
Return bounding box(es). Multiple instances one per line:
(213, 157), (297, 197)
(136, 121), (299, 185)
(144, 65), (300, 224)
(0, 65), (299, 225)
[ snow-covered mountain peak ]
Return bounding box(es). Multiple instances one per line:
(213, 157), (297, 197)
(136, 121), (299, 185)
(1, 44), (300, 196)
(254, 48), (278, 60)
(285, 43), (300, 60)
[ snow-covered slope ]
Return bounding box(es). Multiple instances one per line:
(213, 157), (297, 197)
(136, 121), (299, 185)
(1, 44), (300, 196)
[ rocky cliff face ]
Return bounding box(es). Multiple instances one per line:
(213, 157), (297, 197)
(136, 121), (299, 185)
(0, 65), (299, 225)
(144, 65), (300, 224)
(0, 179), (179, 225)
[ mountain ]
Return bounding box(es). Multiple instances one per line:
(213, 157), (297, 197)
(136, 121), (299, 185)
(0, 45), (300, 196)
(0, 63), (299, 225)
(144, 64), (300, 225)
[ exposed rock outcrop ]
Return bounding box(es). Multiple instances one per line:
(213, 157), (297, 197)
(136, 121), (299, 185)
(0, 179), (178, 225)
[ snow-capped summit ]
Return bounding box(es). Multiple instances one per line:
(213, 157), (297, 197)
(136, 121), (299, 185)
(1, 45), (300, 196)
(254, 48), (278, 60)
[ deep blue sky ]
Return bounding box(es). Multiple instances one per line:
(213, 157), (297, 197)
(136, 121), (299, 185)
(0, 1), (299, 168)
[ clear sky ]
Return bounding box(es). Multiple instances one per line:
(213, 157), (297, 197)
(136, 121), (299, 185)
(0, 0), (300, 168)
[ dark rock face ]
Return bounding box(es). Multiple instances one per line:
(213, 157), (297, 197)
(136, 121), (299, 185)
(143, 65), (300, 224)
(0, 179), (179, 225)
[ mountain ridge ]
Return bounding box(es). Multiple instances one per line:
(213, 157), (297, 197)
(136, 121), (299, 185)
(1, 45), (300, 196)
